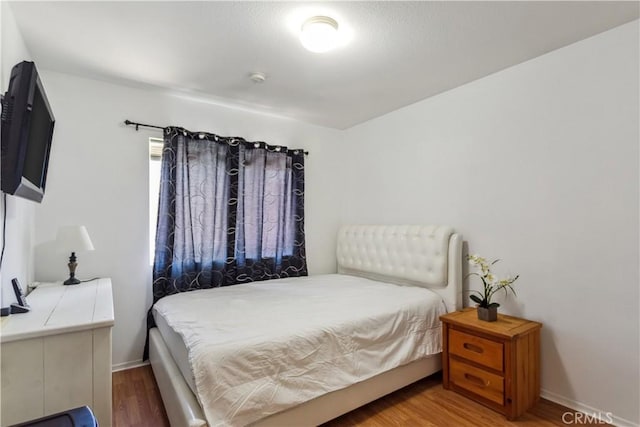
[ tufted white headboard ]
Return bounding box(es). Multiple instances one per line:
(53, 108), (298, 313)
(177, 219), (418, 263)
(336, 225), (463, 313)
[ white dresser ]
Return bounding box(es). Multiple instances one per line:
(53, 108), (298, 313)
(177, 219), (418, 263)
(0, 278), (114, 426)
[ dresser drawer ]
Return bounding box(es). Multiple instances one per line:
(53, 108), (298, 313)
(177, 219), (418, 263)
(449, 329), (503, 371)
(450, 358), (504, 406)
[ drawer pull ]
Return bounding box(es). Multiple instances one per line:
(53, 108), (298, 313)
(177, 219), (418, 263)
(463, 342), (484, 353)
(464, 373), (490, 388)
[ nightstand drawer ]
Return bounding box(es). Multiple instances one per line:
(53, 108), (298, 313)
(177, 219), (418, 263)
(450, 358), (504, 405)
(449, 329), (503, 371)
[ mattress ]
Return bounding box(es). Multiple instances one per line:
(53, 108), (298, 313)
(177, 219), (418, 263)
(152, 273), (446, 427)
(154, 308), (198, 394)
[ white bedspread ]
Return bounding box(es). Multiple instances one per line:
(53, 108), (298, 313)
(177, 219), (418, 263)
(152, 273), (446, 427)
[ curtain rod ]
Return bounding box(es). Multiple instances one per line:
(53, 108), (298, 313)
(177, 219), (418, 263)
(124, 119), (309, 155)
(124, 119), (165, 131)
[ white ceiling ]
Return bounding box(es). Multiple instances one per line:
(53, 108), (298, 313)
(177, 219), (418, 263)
(9, 1), (639, 129)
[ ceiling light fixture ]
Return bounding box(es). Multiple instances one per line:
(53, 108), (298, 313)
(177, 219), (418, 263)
(300, 16), (339, 53)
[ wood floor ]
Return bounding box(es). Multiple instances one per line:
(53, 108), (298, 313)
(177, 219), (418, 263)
(113, 366), (602, 427)
(113, 365), (170, 427)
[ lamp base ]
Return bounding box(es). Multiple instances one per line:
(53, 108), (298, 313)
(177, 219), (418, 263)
(65, 252), (80, 285)
(64, 277), (81, 286)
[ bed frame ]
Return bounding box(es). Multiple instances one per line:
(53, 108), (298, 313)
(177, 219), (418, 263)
(149, 225), (463, 427)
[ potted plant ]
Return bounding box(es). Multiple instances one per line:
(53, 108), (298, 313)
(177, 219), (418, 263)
(467, 254), (519, 322)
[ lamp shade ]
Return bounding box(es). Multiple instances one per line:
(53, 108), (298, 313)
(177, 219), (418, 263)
(55, 226), (95, 253)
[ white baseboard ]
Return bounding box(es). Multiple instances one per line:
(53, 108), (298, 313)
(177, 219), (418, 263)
(541, 389), (638, 427)
(112, 359), (150, 372)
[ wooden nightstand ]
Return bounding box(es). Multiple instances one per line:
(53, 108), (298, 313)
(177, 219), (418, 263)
(0, 279), (114, 426)
(441, 308), (542, 420)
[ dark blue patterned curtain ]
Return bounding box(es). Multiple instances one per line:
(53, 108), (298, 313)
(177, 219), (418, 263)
(144, 126), (306, 359)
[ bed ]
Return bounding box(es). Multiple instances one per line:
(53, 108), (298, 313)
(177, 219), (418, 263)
(149, 225), (463, 427)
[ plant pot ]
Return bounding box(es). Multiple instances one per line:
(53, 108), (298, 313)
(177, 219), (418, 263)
(477, 306), (498, 322)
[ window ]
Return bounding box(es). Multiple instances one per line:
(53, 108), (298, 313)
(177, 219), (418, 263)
(238, 150), (295, 260)
(149, 137), (163, 264)
(149, 135), (304, 272)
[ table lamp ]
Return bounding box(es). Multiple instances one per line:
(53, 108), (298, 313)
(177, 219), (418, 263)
(55, 225), (95, 285)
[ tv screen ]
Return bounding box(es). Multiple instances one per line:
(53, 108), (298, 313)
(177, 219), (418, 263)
(1, 61), (55, 203)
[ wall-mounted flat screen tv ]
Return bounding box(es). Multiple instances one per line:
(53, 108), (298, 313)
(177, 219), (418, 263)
(1, 61), (55, 203)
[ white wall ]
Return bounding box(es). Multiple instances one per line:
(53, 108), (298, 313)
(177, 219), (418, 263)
(33, 71), (345, 367)
(342, 21), (639, 425)
(0, 2), (36, 307)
